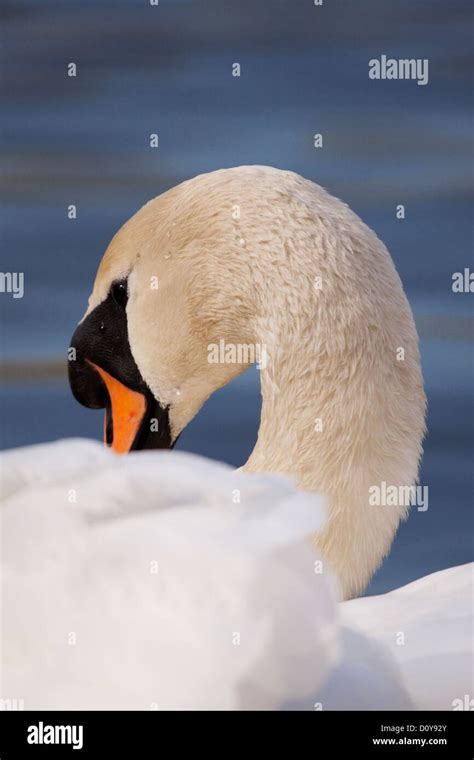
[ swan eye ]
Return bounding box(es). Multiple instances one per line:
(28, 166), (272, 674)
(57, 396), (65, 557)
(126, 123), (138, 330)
(111, 280), (128, 309)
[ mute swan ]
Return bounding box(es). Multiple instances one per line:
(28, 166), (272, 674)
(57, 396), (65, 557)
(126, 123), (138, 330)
(69, 166), (426, 599)
(1, 440), (471, 710)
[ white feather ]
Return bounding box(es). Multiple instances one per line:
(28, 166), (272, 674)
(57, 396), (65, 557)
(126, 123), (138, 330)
(1, 440), (471, 710)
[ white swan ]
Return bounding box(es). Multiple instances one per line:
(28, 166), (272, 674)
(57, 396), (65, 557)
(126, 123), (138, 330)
(68, 165), (426, 599)
(1, 439), (471, 710)
(6, 166), (464, 713)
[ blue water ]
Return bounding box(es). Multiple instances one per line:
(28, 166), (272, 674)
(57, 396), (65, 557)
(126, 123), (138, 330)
(1, 0), (472, 594)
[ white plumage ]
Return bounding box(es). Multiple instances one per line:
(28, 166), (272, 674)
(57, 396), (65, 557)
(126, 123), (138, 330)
(1, 439), (471, 710)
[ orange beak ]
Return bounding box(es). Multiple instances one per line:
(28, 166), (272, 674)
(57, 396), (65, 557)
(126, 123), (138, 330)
(87, 361), (147, 454)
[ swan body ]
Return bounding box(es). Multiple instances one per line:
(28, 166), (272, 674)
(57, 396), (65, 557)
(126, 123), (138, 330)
(70, 166), (426, 598)
(1, 440), (337, 710)
(1, 440), (470, 710)
(338, 562), (473, 711)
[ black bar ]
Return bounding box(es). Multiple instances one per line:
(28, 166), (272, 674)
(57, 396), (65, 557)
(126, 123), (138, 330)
(0, 711), (472, 757)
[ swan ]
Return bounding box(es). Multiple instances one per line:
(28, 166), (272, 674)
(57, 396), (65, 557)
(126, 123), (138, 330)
(69, 165), (426, 599)
(1, 167), (469, 712)
(1, 439), (471, 710)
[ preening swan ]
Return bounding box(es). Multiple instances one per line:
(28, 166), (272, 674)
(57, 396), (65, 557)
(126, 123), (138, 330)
(69, 165), (426, 599)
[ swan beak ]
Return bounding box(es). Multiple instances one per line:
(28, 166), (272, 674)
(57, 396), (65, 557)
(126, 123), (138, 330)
(87, 362), (146, 455)
(68, 298), (174, 452)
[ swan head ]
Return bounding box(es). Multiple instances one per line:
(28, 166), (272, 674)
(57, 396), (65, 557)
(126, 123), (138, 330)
(69, 165), (426, 597)
(69, 168), (262, 453)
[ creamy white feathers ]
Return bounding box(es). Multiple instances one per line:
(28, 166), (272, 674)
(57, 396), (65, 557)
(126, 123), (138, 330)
(83, 166), (427, 598)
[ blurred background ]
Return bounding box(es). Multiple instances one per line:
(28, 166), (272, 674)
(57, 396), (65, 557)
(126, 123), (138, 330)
(1, 0), (472, 594)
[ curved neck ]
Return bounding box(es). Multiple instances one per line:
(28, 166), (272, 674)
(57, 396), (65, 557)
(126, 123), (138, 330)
(240, 266), (424, 599)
